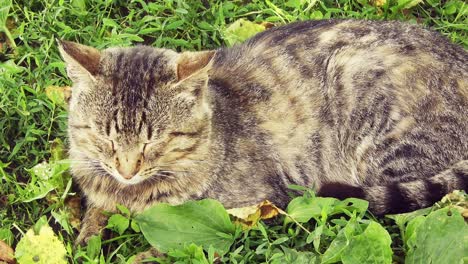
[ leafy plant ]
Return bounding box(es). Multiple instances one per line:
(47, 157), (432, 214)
(0, 0), (15, 48)
(135, 199), (236, 255)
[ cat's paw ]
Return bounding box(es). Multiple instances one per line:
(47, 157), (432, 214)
(74, 225), (106, 247)
(132, 248), (164, 264)
(75, 206), (110, 246)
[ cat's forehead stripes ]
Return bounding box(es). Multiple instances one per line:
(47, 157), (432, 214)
(101, 47), (176, 94)
(95, 47), (176, 139)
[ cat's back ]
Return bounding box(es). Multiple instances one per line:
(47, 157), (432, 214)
(209, 19), (467, 111)
(217, 19), (467, 71)
(208, 19), (467, 190)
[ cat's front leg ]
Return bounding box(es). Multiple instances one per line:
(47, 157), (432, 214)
(75, 205), (109, 246)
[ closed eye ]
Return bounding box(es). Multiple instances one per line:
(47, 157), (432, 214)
(142, 141), (160, 157)
(143, 142), (149, 156)
(169, 131), (201, 137)
(110, 140), (116, 153)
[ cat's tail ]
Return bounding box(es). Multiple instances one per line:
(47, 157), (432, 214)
(317, 160), (468, 215)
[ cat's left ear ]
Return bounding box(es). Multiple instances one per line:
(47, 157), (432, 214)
(57, 39), (101, 83)
(176, 50), (216, 81)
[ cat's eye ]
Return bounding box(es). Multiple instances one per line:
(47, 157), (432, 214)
(169, 132), (186, 137)
(142, 143), (149, 157)
(110, 140), (116, 153)
(169, 131), (200, 137)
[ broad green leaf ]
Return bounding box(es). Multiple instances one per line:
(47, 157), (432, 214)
(285, 196), (337, 223)
(341, 222), (392, 264)
(333, 198), (369, 216)
(86, 235), (102, 260)
(386, 207), (432, 235)
(405, 207), (467, 264)
(403, 215), (425, 246)
(116, 204), (130, 217)
(107, 214), (129, 235)
(135, 199), (235, 255)
(130, 219), (140, 233)
(321, 216), (358, 264)
(272, 246), (317, 264)
(223, 19), (268, 46)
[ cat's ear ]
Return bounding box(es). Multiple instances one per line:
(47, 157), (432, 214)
(57, 39), (101, 83)
(176, 50), (215, 81)
(173, 51), (215, 107)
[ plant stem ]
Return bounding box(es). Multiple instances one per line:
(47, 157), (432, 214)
(2, 26), (16, 48)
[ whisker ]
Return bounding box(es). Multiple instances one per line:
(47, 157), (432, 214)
(142, 167), (191, 173)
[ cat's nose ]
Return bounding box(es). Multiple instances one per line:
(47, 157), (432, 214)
(115, 153), (143, 180)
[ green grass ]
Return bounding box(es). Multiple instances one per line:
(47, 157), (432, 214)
(0, 0), (467, 263)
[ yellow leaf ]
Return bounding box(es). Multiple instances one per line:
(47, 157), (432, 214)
(45, 86), (71, 108)
(15, 224), (67, 264)
(223, 19), (270, 46)
(227, 200), (281, 229)
(372, 0), (386, 7)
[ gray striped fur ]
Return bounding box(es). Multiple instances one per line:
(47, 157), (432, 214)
(59, 19), (467, 244)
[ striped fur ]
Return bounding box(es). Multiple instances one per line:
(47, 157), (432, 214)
(59, 19), (468, 244)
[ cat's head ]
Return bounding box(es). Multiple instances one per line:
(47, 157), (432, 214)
(58, 40), (215, 185)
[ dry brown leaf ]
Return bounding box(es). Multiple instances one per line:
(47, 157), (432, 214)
(227, 200), (281, 229)
(259, 22), (275, 29)
(0, 195), (7, 207)
(65, 196), (82, 229)
(0, 240), (15, 264)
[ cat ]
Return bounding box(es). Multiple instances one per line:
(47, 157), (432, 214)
(58, 19), (467, 247)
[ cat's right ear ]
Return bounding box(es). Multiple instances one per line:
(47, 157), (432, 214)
(57, 39), (101, 83)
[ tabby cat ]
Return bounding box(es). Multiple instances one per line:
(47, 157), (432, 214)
(58, 19), (467, 246)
